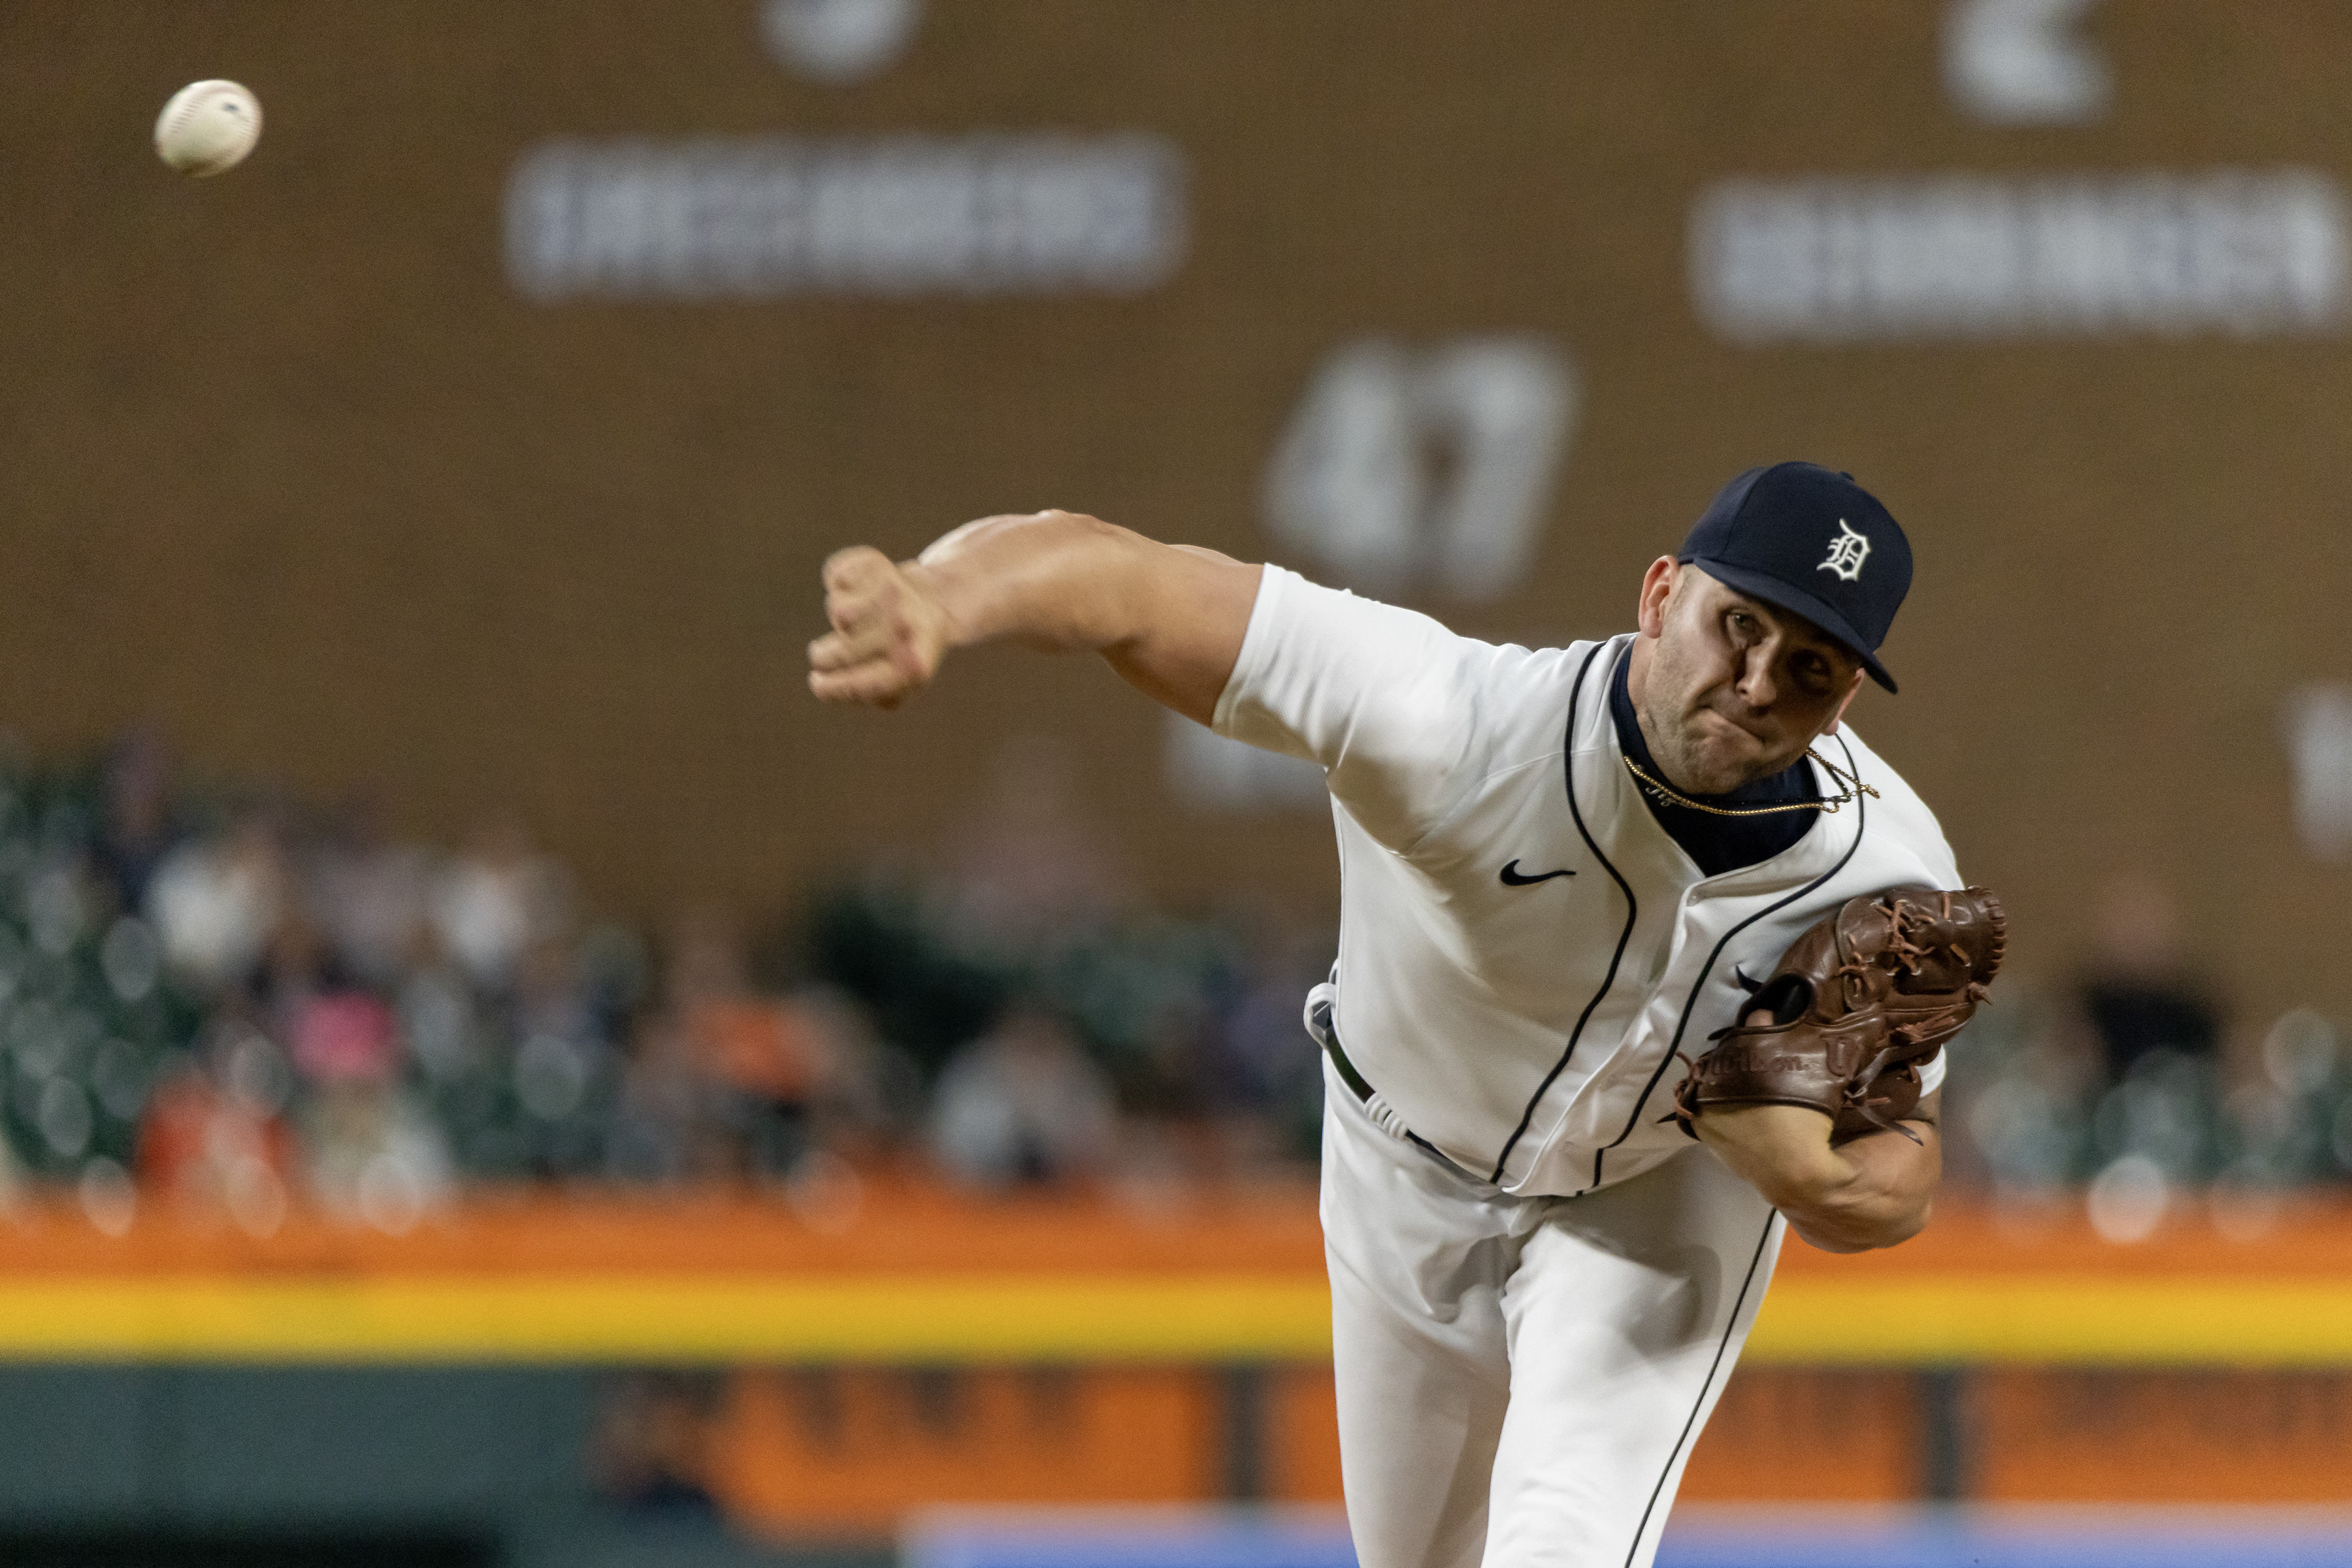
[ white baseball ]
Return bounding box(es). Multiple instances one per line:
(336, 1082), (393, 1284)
(154, 80), (263, 177)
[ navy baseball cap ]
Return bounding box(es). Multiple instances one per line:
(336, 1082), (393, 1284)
(1676, 462), (1912, 693)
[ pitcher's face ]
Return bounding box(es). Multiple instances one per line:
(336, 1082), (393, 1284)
(1629, 561), (1865, 796)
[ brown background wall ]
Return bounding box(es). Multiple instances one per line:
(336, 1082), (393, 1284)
(1, 2), (2347, 1007)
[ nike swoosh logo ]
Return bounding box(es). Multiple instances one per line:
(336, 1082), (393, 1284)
(1499, 859), (1576, 887)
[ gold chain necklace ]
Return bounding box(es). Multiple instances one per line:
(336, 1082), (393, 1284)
(1622, 751), (1880, 819)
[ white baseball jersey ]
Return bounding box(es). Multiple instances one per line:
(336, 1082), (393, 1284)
(1213, 565), (1960, 1198)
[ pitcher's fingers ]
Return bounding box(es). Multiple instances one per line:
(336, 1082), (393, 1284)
(821, 550), (897, 632)
(826, 584), (882, 639)
(807, 664), (877, 704)
(810, 672), (885, 706)
(809, 660), (911, 706)
(821, 545), (894, 591)
(808, 631), (859, 672)
(811, 613), (912, 673)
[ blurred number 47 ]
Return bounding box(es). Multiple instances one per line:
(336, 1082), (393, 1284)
(1264, 337), (1578, 604)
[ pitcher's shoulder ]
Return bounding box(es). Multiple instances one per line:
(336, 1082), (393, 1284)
(1443, 634), (1619, 762)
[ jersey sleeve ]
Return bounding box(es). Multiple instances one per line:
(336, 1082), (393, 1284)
(1210, 565), (1500, 852)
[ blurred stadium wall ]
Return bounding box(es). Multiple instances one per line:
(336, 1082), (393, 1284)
(3, 1), (2351, 1013)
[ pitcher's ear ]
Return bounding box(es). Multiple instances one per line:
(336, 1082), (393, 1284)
(1635, 557), (1678, 638)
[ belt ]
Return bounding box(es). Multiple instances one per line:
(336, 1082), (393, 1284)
(1308, 992), (1486, 1186)
(1310, 996), (1377, 1103)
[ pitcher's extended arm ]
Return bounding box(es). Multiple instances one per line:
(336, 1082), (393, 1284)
(806, 510), (1260, 723)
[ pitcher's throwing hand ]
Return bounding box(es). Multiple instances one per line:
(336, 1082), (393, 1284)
(806, 545), (951, 709)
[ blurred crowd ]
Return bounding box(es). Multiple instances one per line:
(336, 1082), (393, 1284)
(0, 732), (1329, 1234)
(1945, 873), (2352, 1238)
(3, 732), (2347, 1238)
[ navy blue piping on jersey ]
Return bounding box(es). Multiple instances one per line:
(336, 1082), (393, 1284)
(1584, 727), (1869, 1193)
(1485, 640), (1639, 1187)
(1620, 1209), (1780, 1568)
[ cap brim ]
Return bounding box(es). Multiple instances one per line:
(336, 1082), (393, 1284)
(1683, 557), (1898, 693)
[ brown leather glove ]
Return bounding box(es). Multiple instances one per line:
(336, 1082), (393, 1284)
(1671, 885), (2006, 1145)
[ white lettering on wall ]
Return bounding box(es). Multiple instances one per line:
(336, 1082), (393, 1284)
(506, 135), (1186, 301)
(1944, 0), (2110, 125)
(1263, 338), (1578, 602)
(1692, 170), (2348, 343)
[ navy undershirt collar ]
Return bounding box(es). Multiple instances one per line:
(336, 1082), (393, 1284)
(1608, 649), (1818, 877)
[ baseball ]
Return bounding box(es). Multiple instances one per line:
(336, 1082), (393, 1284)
(154, 80), (262, 177)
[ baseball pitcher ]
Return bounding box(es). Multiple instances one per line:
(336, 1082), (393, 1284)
(808, 461), (2001, 1568)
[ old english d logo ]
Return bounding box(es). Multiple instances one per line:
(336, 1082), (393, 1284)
(1818, 519), (1870, 581)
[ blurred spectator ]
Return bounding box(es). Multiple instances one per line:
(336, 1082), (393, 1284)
(90, 728), (178, 916)
(256, 913), (341, 1044)
(1202, 913), (1331, 1168)
(806, 876), (1010, 1081)
(135, 1021), (298, 1230)
(289, 989), (400, 1086)
(656, 906), (892, 1179)
(302, 1079), (455, 1233)
(2074, 873), (2223, 1082)
(309, 798), (432, 990)
(431, 815), (569, 994)
(791, 986), (906, 1158)
(930, 1003), (1117, 1188)
(606, 1010), (731, 1185)
(506, 934), (617, 1172)
(395, 936), (482, 1081)
(146, 807), (290, 994)
(670, 907), (822, 1102)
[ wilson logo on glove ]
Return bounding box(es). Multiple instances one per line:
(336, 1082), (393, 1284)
(1669, 885), (2006, 1144)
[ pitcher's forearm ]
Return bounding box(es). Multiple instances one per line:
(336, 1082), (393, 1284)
(1693, 1102), (1940, 1254)
(1767, 1127), (1939, 1252)
(911, 512), (1164, 655)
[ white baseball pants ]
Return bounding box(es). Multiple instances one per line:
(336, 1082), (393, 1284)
(1319, 1066), (1784, 1568)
